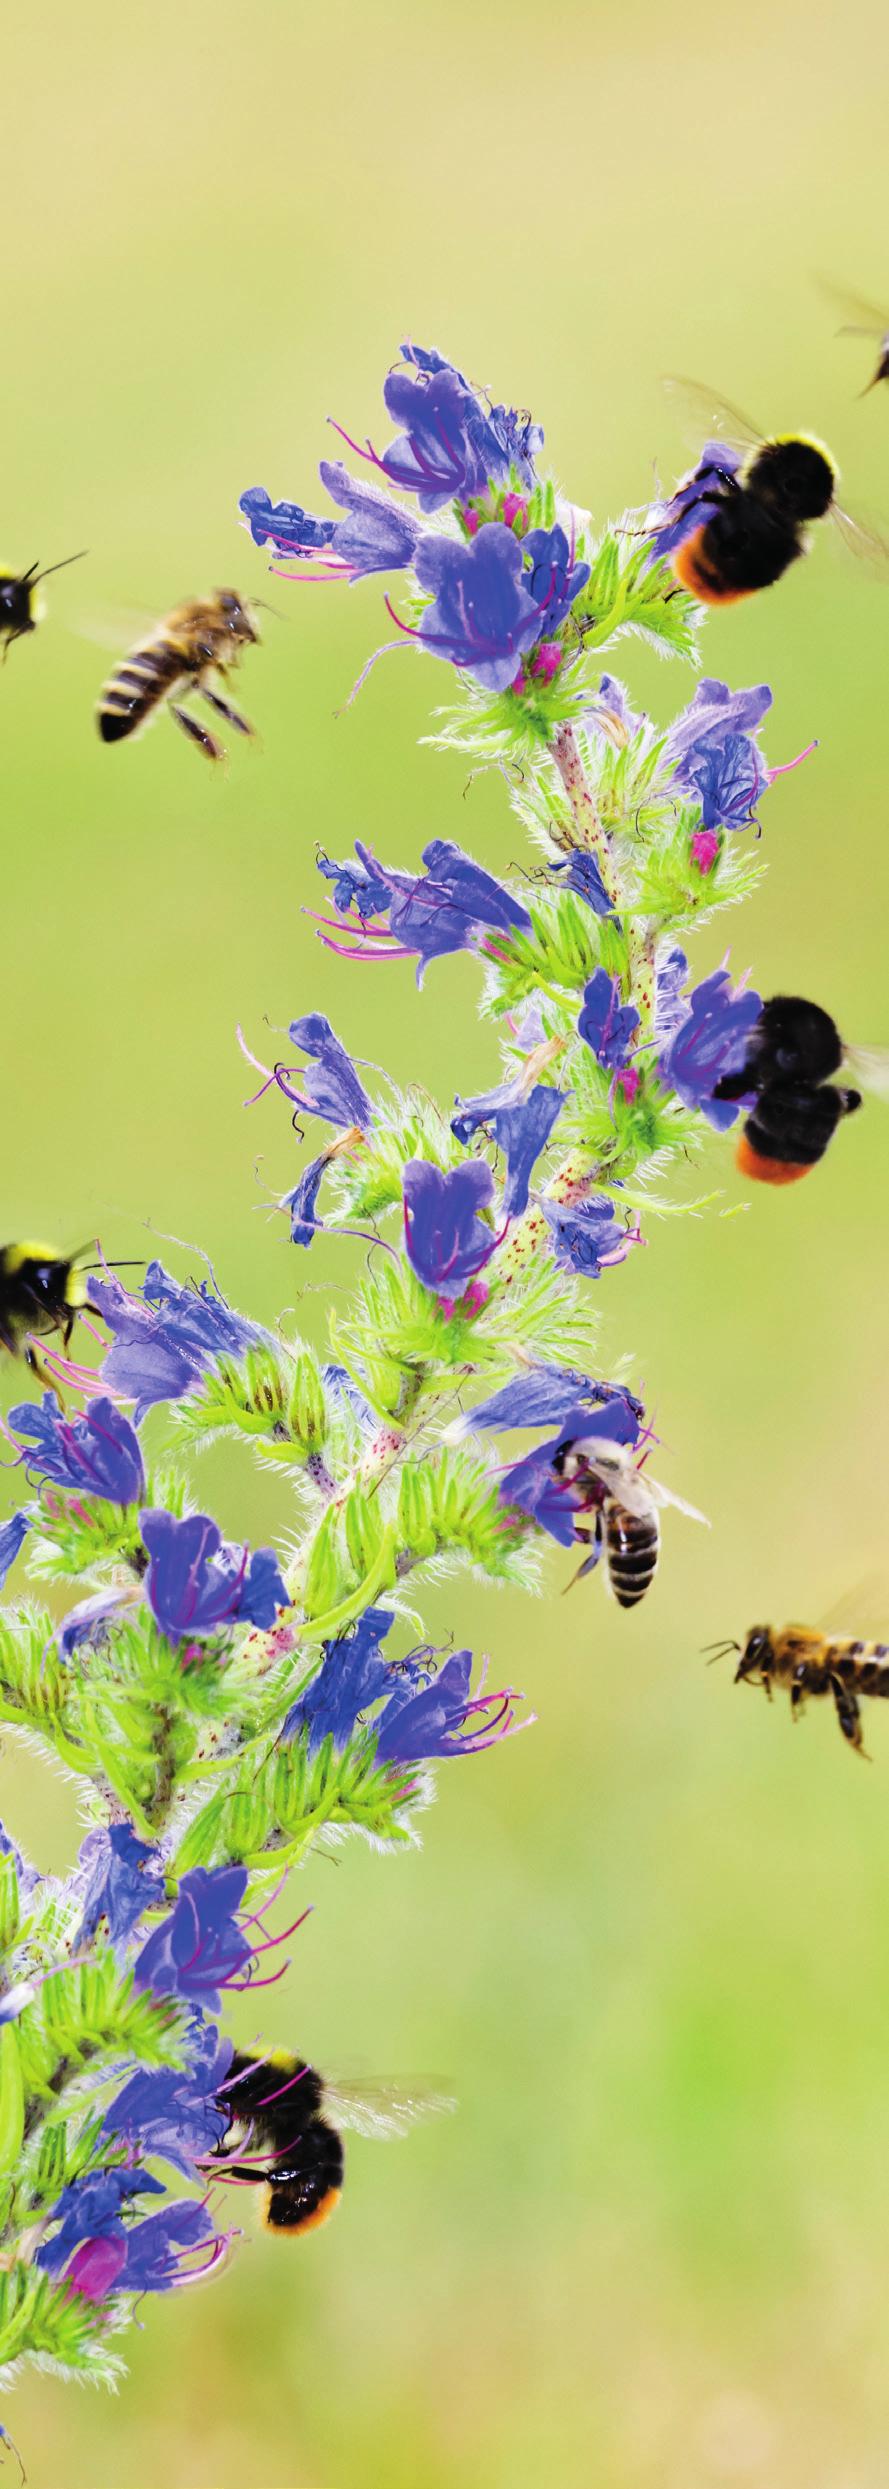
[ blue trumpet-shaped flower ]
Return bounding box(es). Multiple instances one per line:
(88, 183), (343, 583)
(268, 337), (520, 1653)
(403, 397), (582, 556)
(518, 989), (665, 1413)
(106, 2022), (233, 2177)
(140, 1510), (288, 1644)
(578, 969), (640, 1072)
(8, 1394), (144, 1505)
(93, 1261), (264, 1422)
(403, 1160), (498, 1299)
(658, 966), (763, 1129)
(282, 1607), (396, 1753)
(664, 677), (773, 832)
(315, 836), (531, 984)
(75, 1823), (165, 1950)
(451, 1079), (566, 1218)
(134, 1865), (251, 2013)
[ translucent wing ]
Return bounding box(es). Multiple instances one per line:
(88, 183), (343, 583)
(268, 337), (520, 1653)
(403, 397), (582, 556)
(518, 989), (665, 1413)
(325, 2079), (455, 2141)
(578, 1440), (708, 1525)
(816, 1574), (889, 1640)
(845, 1043), (889, 1097)
(829, 499), (889, 576)
(816, 274), (889, 337)
(76, 604), (164, 654)
(661, 375), (764, 457)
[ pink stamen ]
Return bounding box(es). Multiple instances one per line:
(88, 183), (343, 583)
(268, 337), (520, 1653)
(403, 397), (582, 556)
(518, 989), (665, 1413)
(768, 738), (818, 784)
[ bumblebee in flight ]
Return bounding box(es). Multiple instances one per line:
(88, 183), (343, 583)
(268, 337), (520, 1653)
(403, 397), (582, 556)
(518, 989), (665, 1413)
(96, 589), (259, 761)
(713, 1622), (889, 1754)
(0, 551), (86, 658)
(712, 991), (880, 1184)
(651, 379), (887, 603)
(0, 1243), (99, 1389)
(208, 2050), (448, 2238)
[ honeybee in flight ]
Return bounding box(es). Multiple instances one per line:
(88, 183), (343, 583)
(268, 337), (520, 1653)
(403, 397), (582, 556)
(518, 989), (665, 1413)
(555, 1437), (706, 1608)
(712, 1623), (889, 1755)
(207, 2049), (450, 2238)
(96, 590), (259, 761)
(0, 551), (86, 658)
(818, 276), (889, 394)
(651, 379), (888, 603)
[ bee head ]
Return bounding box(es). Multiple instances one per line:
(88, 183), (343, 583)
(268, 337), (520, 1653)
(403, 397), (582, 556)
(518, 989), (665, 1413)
(216, 590), (260, 644)
(735, 1626), (774, 1684)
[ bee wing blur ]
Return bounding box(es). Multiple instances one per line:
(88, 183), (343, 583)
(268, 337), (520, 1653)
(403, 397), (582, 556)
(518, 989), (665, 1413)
(661, 376), (764, 457)
(816, 1574), (889, 1639)
(324, 2080), (456, 2141)
(580, 1443), (708, 1526)
(844, 1043), (889, 1097)
(816, 274), (889, 337)
(829, 500), (889, 575)
(76, 605), (162, 653)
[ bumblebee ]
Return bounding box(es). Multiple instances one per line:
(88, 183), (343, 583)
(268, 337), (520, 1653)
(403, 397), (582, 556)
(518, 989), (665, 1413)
(96, 590), (259, 761)
(654, 379), (887, 603)
(713, 992), (865, 1184)
(0, 551), (86, 657)
(0, 1243), (98, 1388)
(209, 2050), (446, 2238)
(555, 1438), (705, 1608)
(714, 1623), (889, 1754)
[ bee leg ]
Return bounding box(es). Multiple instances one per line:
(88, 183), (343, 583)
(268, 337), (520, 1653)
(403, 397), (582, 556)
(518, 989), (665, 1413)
(829, 1672), (867, 1756)
(24, 1343), (64, 1404)
(199, 683), (254, 739)
(789, 1682), (804, 1719)
(168, 700), (223, 762)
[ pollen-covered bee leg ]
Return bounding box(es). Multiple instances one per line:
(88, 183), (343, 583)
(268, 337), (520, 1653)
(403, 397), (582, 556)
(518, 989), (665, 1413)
(829, 1673), (866, 1754)
(200, 683), (254, 738)
(168, 700), (223, 762)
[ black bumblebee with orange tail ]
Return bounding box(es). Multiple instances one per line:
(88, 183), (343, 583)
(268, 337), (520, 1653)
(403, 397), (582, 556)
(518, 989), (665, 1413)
(711, 993), (885, 1185)
(653, 380), (888, 604)
(208, 2049), (450, 2238)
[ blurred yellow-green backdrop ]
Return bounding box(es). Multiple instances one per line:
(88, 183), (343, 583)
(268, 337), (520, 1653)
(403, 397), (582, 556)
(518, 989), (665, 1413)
(4, 2), (889, 2482)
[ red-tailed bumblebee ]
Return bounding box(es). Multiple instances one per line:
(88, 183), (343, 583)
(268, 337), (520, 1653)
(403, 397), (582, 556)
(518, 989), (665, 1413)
(210, 2050), (449, 2238)
(0, 552), (86, 657)
(713, 994), (867, 1184)
(655, 380), (888, 603)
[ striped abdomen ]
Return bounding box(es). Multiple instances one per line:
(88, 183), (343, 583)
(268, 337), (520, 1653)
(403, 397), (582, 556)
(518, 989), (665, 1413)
(97, 635), (187, 743)
(604, 1499), (659, 1609)
(827, 1638), (889, 1699)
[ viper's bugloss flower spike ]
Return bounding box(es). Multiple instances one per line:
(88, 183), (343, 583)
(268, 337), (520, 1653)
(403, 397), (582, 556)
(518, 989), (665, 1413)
(403, 1159), (500, 1297)
(140, 1510), (288, 1644)
(658, 966), (763, 1128)
(93, 1259), (265, 1420)
(451, 1079), (566, 1219)
(133, 1866), (251, 2011)
(75, 1824), (165, 1950)
(314, 836), (531, 984)
(578, 969), (641, 1072)
(544, 1198), (642, 1279)
(8, 1394), (145, 1505)
(0, 1511), (29, 1593)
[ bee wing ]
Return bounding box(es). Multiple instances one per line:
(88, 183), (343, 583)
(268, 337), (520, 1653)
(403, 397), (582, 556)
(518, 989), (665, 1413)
(578, 1442), (708, 1525)
(77, 604), (163, 654)
(661, 375), (764, 457)
(844, 1043), (889, 1097)
(324, 2079), (455, 2141)
(816, 274), (889, 337)
(829, 499), (889, 576)
(816, 1574), (889, 1640)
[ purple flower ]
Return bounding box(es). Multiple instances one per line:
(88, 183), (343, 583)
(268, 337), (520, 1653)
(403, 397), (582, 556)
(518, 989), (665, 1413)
(140, 1509), (288, 1645)
(544, 1198), (640, 1279)
(401, 524), (587, 694)
(397, 344), (543, 485)
(658, 967), (763, 1130)
(274, 1012), (371, 1128)
(8, 1394), (144, 1504)
(462, 1366), (644, 1437)
(106, 2022), (233, 2177)
(403, 1160), (498, 1299)
(317, 849), (393, 921)
(654, 944), (690, 1043)
(110, 2201), (218, 2294)
(57, 1586), (130, 1661)
(664, 678), (773, 832)
(134, 1865), (250, 2012)
(549, 850), (614, 917)
(578, 969), (640, 1071)
(239, 486), (336, 558)
(316, 837), (530, 985)
(649, 442), (743, 562)
(318, 459), (420, 576)
(374, 355), (539, 514)
(498, 1387), (645, 1547)
(0, 1512), (29, 1593)
(93, 1260), (264, 1422)
(75, 1824), (165, 1949)
(284, 1152), (329, 1249)
(282, 1606), (396, 1753)
(37, 2168), (165, 2275)
(374, 1649), (523, 1762)
(451, 1080), (565, 1218)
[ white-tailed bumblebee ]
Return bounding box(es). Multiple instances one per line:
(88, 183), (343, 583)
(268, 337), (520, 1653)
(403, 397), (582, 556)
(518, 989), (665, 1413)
(96, 590), (259, 761)
(0, 552), (86, 657)
(713, 993), (866, 1185)
(210, 2051), (449, 2239)
(711, 1621), (889, 1755)
(655, 379), (888, 602)
(0, 1243), (98, 1387)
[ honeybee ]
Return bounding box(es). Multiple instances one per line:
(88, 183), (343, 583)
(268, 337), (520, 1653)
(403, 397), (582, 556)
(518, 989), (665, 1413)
(0, 551), (86, 657)
(96, 590), (259, 761)
(716, 1624), (889, 1754)
(712, 992), (881, 1184)
(208, 2050), (449, 2237)
(652, 379), (888, 602)
(554, 1438), (706, 1607)
(818, 276), (889, 395)
(0, 1243), (99, 1389)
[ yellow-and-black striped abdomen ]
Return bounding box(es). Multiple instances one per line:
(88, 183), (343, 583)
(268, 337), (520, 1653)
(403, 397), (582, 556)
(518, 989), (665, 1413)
(603, 1500), (660, 1609)
(97, 637), (186, 743)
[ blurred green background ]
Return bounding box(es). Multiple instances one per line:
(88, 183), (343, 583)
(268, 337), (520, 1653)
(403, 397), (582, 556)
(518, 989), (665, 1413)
(3, 2), (889, 2481)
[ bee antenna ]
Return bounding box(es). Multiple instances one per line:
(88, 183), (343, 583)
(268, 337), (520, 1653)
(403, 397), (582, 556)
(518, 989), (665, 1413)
(29, 550), (89, 587)
(701, 1638), (740, 1665)
(250, 596), (286, 620)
